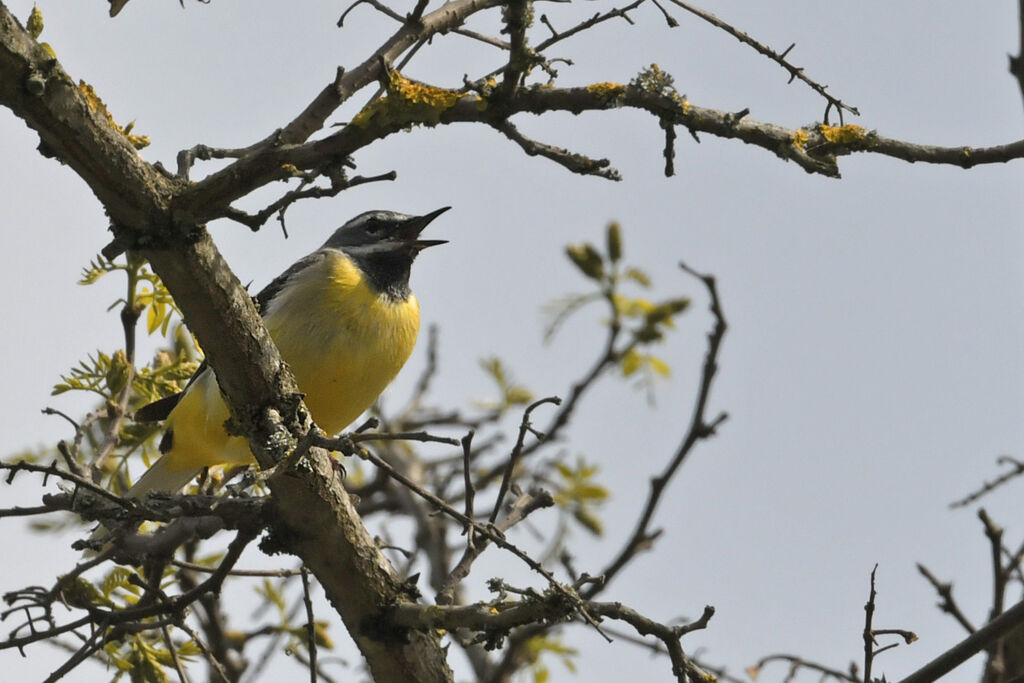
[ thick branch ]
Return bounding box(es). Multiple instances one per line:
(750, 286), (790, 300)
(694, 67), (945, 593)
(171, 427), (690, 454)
(0, 7), (453, 680)
(0, 5), (177, 235)
(232, 85), (1024, 194)
(178, 0), (502, 214)
(267, 448), (453, 683)
(898, 597), (1024, 683)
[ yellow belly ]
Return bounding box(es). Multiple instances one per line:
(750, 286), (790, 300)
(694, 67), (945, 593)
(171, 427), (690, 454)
(162, 251), (420, 472)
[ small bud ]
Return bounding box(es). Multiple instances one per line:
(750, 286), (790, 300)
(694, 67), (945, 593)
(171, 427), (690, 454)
(27, 5), (44, 40)
(634, 327), (663, 343)
(645, 298), (690, 325)
(606, 222), (622, 262)
(566, 243), (604, 280)
(105, 349), (130, 395)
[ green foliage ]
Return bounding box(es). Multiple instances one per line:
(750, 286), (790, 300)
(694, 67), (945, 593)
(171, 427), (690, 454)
(79, 254), (185, 339)
(256, 578), (288, 616)
(101, 567), (143, 605)
(52, 350), (120, 397)
(548, 222), (691, 395)
(59, 256), (199, 403)
(478, 357), (534, 413)
(43, 254), (203, 498)
(553, 457), (609, 536)
(522, 635), (579, 683)
(254, 578), (335, 654)
(130, 347), (200, 408)
(58, 576), (117, 610)
(106, 634), (199, 683)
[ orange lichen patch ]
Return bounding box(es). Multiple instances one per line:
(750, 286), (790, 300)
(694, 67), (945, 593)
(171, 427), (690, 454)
(78, 81), (150, 149)
(791, 129), (809, 150)
(819, 124), (866, 145)
(352, 71), (466, 129)
(388, 71), (462, 109)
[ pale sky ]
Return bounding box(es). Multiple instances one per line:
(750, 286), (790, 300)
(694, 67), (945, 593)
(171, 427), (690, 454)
(2, 2), (1022, 682)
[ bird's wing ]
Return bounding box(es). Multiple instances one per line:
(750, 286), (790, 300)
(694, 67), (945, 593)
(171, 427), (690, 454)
(133, 251), (327, 423)
(254, 250), (329, 311)
(134, 392), (183, 422)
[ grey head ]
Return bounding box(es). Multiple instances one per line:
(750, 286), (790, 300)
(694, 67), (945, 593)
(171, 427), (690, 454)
(322, 207), (450, 301)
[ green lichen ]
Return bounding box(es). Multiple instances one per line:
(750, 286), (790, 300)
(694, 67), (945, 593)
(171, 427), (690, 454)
(630, 63), (680, 99)
(352, 71), (466, 129)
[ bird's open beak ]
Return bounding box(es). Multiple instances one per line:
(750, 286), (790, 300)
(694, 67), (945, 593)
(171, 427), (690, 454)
(401, 206), (450, 250)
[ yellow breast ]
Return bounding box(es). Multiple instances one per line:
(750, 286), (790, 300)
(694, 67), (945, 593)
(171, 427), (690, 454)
(163, 250), (420, 471)
(263, 250), (421, 434)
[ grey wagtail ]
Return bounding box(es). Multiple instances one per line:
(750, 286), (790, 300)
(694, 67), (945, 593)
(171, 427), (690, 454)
(126, 206), (449, 498)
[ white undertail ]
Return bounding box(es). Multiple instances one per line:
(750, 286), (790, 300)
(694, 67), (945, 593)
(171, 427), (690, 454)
(85, 456), (201, 552)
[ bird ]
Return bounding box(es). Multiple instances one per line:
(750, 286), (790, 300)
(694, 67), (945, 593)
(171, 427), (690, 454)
(125, 206), (449, 499)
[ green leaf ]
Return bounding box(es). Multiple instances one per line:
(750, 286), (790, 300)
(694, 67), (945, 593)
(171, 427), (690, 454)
(620, 349), (641, 376)
(565, 243), (604, 280)
(648, 356), (671, 377)
(541, 292), (601, 343)
(623, 267), (652, 287)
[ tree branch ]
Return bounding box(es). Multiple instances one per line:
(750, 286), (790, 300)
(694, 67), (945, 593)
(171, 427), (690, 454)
(586, 262), (727, 597)
(897, 597), (1024, 683)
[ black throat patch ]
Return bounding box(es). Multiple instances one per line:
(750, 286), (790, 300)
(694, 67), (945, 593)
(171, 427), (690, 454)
(349, 251), (415, 302)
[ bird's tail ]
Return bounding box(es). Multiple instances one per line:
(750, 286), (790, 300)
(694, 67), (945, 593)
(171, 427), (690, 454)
(84, 456), (201, 552)
(123, 455), (201, 500)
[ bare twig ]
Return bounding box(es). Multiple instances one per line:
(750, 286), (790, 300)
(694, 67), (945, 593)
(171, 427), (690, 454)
(460, 431), (477, 523)
(174, 621), (232, 683)
(161, 623), (190, 683)
(917, 563), (976, 633)
(398, 324), (440, 419)
(437, 489), (555, 605)
(489, 397), (561, 524)
(223, 169), (395, 233)
(665, 0), (859, 123)
(748, 654), (859, 682)
(170, 559), (304, 578)
(1, 460), (133, 509)
(535, 1), (645, 52)
(1010, 0), (1024, 111)
(979, 509), (1007, 622)
(491, 119), (621, 180)
(313, 433), (605, 637)
(864, 564), (878, 682)
(349, 430), (461, 447)
(3, 528), (257, 654)
(301, 567), (318, 683)
(586, 262), (727, 597)
(390, 598), (713, 682)
(90, 268), (143, 479)
(950, 456), (1024, 508)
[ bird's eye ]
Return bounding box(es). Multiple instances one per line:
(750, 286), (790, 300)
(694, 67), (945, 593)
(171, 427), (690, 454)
(365, 219), (384, 234)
